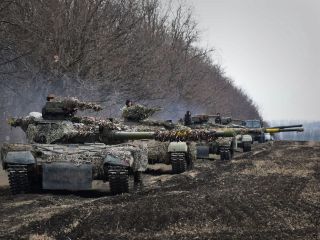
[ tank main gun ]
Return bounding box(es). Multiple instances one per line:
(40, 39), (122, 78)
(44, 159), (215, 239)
(267, 124), (303, 129)
(263, 127), (304, 133)
(217, 126), (304, 134)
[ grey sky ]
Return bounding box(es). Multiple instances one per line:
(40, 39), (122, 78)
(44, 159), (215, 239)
(187, 0), (320, 121)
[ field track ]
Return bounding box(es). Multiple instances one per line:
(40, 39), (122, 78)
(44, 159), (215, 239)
(0, 141), (319, 240)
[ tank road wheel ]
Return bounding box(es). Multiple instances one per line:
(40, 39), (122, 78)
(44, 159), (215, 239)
(243, 142), (252, 152)
(225, 151), (231, 160)
(220, 150), (231, 161)
(171, 152), (187, 174)
(133, 171), (142, 185)
(220, 152), (225, 161)
(258, 135), (265, 143)
(7, 164), (31, 195)
(108, 166), (129, 195)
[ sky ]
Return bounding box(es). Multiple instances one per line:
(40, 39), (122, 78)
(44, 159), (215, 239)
(186, 0), (320, 121)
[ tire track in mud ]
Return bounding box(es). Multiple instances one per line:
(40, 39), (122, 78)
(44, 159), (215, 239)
(0, 141), (320, 240)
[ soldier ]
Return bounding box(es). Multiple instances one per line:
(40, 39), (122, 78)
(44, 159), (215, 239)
(46, 94), (55, 102)
(215, 112), (222, 124)
(184, 111), (192, 126)
(125, 99), (133, 108)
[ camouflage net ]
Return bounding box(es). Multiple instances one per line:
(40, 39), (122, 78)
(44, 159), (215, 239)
(71, 116), (127, 131)
(139, 120), (176, 130)
(216, 137), (233, 147)
(146, 140), (170, 164)
(33, 143), (148, 173)
(54, 96), (102, 111)
(154, 129), (235, 142)
(26, 121), (78, 144)
(140, 120), (189, 131)
(8, 117), (37, 132)
(8, 115), (131, 144)
(1, 143), (33, 161)
(122, 104), (161, 121)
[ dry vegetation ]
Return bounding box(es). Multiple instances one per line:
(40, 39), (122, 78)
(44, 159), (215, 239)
(0, 0), (260, 143)
(0, 141), (319, 240)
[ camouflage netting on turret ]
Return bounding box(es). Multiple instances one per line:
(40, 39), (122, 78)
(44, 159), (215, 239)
(8, 115), (127, 144)
(71, 116), (127, 131)
(122, 104), (161, 121)
(26, 121), (79, 143)
(53, 97), (102, 111)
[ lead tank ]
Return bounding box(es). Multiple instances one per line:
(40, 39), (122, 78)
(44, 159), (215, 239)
(2, 97), (154, 195)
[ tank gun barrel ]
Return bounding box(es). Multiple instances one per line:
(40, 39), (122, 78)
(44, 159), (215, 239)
(231, 127), (304, 135)
(100, 128), (237, 143)
(264, 127), (304, 133)
(100, 131), (155, 143)
(268, 124), (303, 129)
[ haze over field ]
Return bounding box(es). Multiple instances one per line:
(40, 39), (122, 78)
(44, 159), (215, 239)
(187, 0), (320, 121)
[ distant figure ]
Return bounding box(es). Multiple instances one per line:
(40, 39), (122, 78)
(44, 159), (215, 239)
(125, 99), (133, 108)
(215, 112), (222, 124)
(46, 94), (55, 102)
(184, 111), (192, 126)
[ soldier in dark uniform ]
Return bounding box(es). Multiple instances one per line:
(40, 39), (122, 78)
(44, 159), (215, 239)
(215, 112), (222, 124)
(125, 99), (133, 107)
(184, 111), (192, 126)
(46, 94), (55, 102)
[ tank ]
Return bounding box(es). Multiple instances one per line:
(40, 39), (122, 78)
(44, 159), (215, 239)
(1, 97), (153, 195)
(120, 104), (196, 174)
(2, 97), (235, 195)
(182, 113), (244, 160)
(184, 113), (304, 159)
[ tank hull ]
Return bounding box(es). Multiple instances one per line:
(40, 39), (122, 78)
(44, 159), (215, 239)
(1, 143), (147, 193)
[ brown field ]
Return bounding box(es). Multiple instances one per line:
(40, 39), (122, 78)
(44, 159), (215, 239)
(0, 141), (320, 240)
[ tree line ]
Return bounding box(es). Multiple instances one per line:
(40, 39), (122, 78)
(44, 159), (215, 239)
(0, 0), (261, 143)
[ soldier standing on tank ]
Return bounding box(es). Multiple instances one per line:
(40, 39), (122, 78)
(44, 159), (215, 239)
(215, 113), (222, 124)
(184, 111), (192, 126)
(46, 94), (55, 102)
(121, 99), (133, 113)
(125, 99), (133, 108)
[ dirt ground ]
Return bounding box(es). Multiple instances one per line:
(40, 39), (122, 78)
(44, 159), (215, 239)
(0, 141), (320, 240)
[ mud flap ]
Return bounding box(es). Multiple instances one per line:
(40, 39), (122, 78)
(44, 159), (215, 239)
(197, 145), (209, 158)
(42, 162), (92, 190)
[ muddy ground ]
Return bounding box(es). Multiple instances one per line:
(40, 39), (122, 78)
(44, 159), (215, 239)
(0, 141), (320, 240)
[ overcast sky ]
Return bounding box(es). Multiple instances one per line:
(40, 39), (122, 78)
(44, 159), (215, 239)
(186, 0), (320, 121)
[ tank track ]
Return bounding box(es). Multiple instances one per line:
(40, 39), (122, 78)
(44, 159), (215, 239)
(171, 152), (187, 174)
(108, 166), (129, 195)
(220, 147), (232, 161)
(7, 164), (31, 195)
(242, 142), (252, 152)
(133, 171), (142, 184)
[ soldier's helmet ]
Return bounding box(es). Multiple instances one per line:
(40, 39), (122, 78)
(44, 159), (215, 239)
(46, 94), (56, 101)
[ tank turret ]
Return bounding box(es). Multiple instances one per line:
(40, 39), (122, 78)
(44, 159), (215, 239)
(41, 96), (102, 120)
